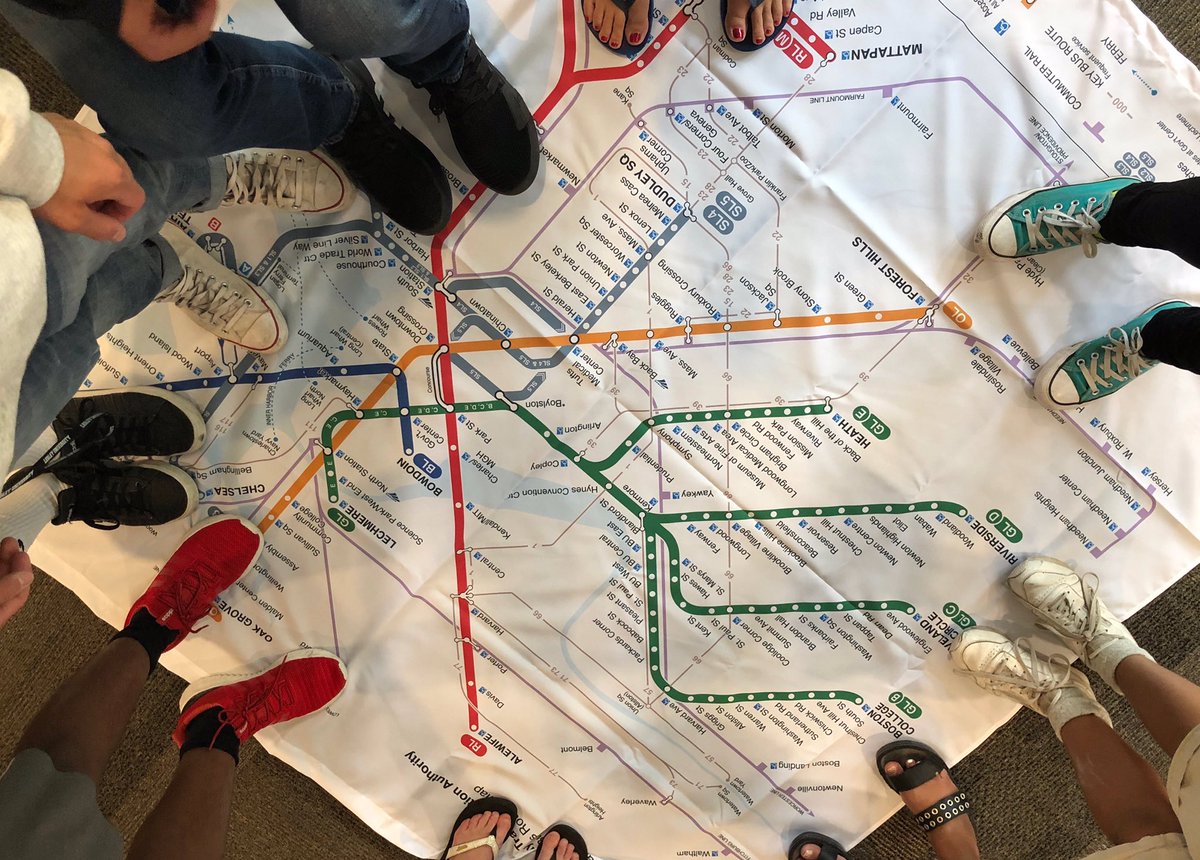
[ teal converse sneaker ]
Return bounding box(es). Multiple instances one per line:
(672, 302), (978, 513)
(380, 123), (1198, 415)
(975, 178), (1139, 258)
(1034, 300), (1191, 409)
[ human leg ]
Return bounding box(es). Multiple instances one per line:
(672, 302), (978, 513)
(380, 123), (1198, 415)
(0, 0), (357, 158)
(1100, 178), (1200, 269)
(1139, 306), (1200, 374)
(1060, 714), (1183, 847)
(273, 0), (471, 87)
(274, 0), (539, 195)
(127, 749), (235, 860)
(128, 649), (347, 858)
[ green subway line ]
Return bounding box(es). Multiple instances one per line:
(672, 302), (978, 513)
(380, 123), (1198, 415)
(649, 525), (915, 618)
(588, 402), (833, 471)
(646, 499), (968, 527)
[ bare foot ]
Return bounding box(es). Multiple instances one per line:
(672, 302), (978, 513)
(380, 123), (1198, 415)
(449, 811), (511, 860)
(582, 0), (651, 49)
(797, 845), (847, 860)
(883, 759), (980, 860)
(538, 830), (582, 860)
(724, 0), (793, 45)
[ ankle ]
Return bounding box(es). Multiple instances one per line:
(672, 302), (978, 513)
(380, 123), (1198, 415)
(179, 706), (241, 764)
(1044, 685), (1111, 739)
(1091, 638), (1155, 695)
(111, 608), (178, 672)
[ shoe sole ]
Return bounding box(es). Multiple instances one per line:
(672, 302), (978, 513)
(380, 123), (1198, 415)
(73, 386), (207, 456)
(178, 647), (348, 713)
(1033, 299), (1179, 409)
(159, 223), (290, 354)
(138, 461), (201, 523)
(974, 187), (1042, 258)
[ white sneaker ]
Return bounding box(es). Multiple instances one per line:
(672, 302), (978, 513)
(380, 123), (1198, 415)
(1007, 555), (1139, 667)
(156, 223), (287, 354)
(222, 149), (354, 213)
(950, 627), (1094, 717)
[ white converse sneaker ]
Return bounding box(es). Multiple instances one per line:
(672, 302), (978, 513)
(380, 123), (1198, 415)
(156, 223), (287, 354)
(953, 627), (1111, 736)
(222, 149), (353, 214)
(951, 627), (1091, 716)
(1008, 556), (1149, 686)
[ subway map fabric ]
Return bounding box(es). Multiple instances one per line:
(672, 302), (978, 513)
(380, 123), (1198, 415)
(34, 0), (1200, 856)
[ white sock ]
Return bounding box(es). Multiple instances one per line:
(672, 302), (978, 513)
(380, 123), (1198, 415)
(1089, 636), (1156, 696)
(9, 426), (58, 474)
(0, 474), (66, 549)
(1045, 686), (1112, 740)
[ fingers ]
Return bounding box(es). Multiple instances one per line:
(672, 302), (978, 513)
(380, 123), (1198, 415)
(69, 206), (131, 243)
(0, 586), (31, 629)
(0, 540), (33, 630)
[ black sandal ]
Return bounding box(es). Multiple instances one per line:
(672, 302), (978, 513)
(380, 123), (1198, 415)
(876, 741), (971, 835)
(441, 795), (518, 859)
(787, 830), (846, 860)
(538, 822), (590, 860)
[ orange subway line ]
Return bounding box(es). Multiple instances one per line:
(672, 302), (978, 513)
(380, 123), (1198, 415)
(256, 307), (925, 530)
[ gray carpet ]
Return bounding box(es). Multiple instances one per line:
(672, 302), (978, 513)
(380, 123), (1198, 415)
(1, 3), (1198, 858)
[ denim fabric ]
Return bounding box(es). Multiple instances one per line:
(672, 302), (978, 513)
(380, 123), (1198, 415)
(0, 0), (469, 158)
(11, 146), (222, 459)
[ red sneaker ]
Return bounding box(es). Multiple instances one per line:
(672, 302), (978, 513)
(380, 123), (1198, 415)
(124, 515), (263, 651)
(172, 649), (348, 747)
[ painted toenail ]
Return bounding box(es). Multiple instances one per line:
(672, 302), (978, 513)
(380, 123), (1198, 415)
(733, 27), (745, 40)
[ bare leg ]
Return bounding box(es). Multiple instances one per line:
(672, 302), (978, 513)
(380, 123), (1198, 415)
(1117, 655), (1200, 757)
(128, 748), (236, 860)
(1059, 714), (1182, 845)
(15, 637), (150, 783)
(883, 760), (980, 860)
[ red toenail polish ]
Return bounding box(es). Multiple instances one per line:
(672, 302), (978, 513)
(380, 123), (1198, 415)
(733, 27), (745, 40)
(631, 32), (641, 41)
(755, 36), (764, 43)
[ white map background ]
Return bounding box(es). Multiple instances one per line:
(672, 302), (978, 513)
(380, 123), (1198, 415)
(36, 0), (1200, 857)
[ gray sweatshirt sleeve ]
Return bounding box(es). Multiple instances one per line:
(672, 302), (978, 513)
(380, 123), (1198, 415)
(0, 70), (64, 208)
(7, 0), (123, 31)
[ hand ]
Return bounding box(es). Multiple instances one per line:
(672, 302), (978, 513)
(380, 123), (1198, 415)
(118, 0), (219, 62)
(0, 537), (33, 630)
(32, 114), (146, 243)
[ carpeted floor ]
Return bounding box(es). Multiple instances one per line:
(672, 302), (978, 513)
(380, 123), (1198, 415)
(1, 3), (1197, 858)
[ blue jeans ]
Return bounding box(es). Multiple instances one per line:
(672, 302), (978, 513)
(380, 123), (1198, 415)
(0, 0), (470, 158)
(12, 147), (223, 459)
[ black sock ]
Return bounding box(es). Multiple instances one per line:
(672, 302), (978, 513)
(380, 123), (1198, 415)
(179, 706), (242, 764)
(111, 608), (177, 673)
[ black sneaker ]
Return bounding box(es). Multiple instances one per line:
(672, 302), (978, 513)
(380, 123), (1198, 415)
(325, 59), (452, 235)
(4, 460), (198, 530)
(425, 36), (540, 196)
(55, 387), (205, 459)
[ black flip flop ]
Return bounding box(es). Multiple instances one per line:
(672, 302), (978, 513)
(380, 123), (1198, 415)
(787, 831), (846, 860)
(721, 0), (789, 52)
(876, 741), (972, 836)
(440, 796), (518, 860)
(582, 0), (656, 59)
(538, 823), (590, 859)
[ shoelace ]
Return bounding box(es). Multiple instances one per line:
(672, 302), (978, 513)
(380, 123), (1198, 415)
(1, 413), (115, 498)
(159, 565), (221, 636)
(1076, 326), (1154, 395)
(1037, 571), (1104, 646)
(56, 467), (151, 530)
(157, 267), (259, 338)
(213, 656), (296, 740)
(956, 637), (1073, 692)
(427, 41), (501, 117)
(72, 397), (156, 456)
(1022, 197), (1106, 257)
(224, 152), (313, 210)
